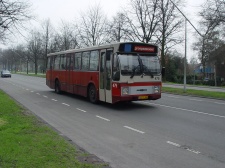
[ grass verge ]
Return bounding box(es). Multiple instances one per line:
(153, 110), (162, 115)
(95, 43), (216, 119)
(162, 87), (225, 100)
(14, 72), (46, 78)
(0, 90), (108, 168)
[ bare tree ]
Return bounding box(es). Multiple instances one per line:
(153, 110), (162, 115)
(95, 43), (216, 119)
(0, 0), (33, 43)
(27, 30), (43, 74)
(106, 12), (130, 42)
(78, 4), (108, 47)
(193, 0), (225, 78)
(125, 0), (160, 43)
(41, 19), (54, 71)
(48, 21), (79, 52)
(156, 0), (184, 68)
(57, 21), (79, 50)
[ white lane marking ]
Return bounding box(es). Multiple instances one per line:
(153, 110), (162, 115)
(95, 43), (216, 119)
(62, 103), (70, 106)
(30, 91), (34, 93)
(214, 102), (225, 105)
(187, 148), (201, 154)
(167, 141), (201, 154)
(76, 108), (86, 113)
(52, 99), (58, 102)
(189, 98), (203, 102)
(124, 126), (145, 134)
(26, 89), (29, 91)
(141, 102), (225, 119)
(96, 115), (110, 121)
(43, 95), (48, 98)
(36, 93), (40, 95)
(167, 141), (181, 147)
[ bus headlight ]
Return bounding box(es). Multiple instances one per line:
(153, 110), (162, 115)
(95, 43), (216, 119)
(154, 86), (160, 93)
(121, 87), (129, 95)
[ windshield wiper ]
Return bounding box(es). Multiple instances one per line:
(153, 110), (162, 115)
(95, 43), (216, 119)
(130, 55), (143, 79)
(130, 55), (154, 78)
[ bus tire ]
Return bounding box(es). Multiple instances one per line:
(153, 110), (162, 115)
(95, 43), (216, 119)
(55, 80), (61, 94)
(88, 84), (98, 103)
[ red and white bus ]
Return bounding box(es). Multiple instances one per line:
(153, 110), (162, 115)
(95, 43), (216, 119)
(46, 42), (163, 104)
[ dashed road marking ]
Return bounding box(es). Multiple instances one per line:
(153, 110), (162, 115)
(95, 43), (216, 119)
(189, 98), (203, 102)
(36, 93), (40, 95)
(141, 102), (225, 119)
(167, 141), (181, 147)
(96, 115), (110, 121)
(76, 108), (86, 112)
(62, 103), (70, 106)
(52, 99), (58, 102)
(214, 102), (225, 105)
(167, 141), (201, 154)
(43, 95), (48, 98)
(124, 126), (145, 134)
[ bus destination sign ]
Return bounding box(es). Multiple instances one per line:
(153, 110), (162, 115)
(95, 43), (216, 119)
(134, 46), (155, 52)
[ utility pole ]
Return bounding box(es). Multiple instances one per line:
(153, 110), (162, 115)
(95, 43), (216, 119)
(184, 19), (187, 92)
(169, 0), (203, 92)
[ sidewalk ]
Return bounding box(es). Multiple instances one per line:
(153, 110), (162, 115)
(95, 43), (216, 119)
(163, 83), (225, 93)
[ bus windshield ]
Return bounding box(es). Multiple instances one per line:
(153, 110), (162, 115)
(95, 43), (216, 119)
(118, 54), (161, 76)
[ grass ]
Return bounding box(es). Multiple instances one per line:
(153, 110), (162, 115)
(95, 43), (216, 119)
(0, 90), (107, 168)
(14, 72), (46, 78)
(162, 87), (225, 99)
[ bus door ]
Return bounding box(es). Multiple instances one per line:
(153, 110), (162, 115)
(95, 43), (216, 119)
(99, 49), (113, 103)
(66, 54), (74, 93)
(47, 56), (53, 88)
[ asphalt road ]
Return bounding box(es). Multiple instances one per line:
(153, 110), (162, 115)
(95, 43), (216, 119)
(1, 74), (225, 168)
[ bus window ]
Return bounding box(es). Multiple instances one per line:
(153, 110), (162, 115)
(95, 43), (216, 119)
(54, 55), (60, 70)
(47, 57), (52, 70)
(66, 55), (70, 70)
(81, 51), (90, 70)
(60, 54), (66, 70)
(75, 53), (81, 70)
(90, 50), (99, 71)
(70, 53), (74, 70)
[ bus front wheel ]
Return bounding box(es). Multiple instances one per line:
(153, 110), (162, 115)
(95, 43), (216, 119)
(55, 80), (61, 94)
(88, 85), (98, 103)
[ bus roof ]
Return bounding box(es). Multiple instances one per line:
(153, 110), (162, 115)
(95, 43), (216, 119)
(47, 42), (158, 56)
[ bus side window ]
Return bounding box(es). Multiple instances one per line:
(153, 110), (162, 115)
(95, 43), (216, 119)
(90, 50), (99, 71)
(75, 53), (81, 70)
(47, 57), (52, 69)
(66, 54), (71, 70)
(70, 53), (74, 70)
(60, 54), (66, 70)
(81, 51), (90, 70)
(54, 55), (60, 70)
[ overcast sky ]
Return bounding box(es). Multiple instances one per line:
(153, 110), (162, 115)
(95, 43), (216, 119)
(3, 0), (205, 60)
(30, 0), (204, 26)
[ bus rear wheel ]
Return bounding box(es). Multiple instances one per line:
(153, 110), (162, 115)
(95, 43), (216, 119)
(88, 85), (98, 103)
(55, 80), (61, 94)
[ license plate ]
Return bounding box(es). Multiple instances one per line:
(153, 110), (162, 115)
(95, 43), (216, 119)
(138, 96), (148, 100)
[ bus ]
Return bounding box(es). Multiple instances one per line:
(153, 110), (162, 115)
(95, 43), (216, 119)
(46, 42), (163, 104)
